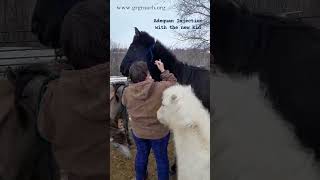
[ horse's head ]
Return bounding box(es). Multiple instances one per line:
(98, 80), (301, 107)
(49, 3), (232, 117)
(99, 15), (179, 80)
(31, 0), (81, 48)
(110, 83), (131, 159)
(120, 28), (161, 80)
(5, 64), (58, 123)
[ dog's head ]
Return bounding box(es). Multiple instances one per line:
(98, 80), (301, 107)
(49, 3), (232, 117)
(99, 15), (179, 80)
(157, 85), (197, 129)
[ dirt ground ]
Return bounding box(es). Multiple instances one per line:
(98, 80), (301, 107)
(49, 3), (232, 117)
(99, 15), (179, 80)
(110, 132), (177, 180)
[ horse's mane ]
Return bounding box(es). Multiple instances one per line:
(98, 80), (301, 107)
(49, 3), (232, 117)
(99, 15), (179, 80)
(153, 39), (207, 73)
(138, 30), (207, 70)
(153, 41), (180, 71)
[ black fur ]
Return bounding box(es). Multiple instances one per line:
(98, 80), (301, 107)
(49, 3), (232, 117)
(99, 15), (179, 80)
(120, 28), (210, 110)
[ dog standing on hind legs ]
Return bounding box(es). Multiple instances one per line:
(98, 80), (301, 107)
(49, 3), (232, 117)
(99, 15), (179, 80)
(157, 84), (210, 180)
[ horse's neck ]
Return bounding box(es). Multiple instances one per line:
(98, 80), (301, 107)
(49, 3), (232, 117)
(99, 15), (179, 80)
(173, 61), (186, 81)
(153, 44), (185, 81)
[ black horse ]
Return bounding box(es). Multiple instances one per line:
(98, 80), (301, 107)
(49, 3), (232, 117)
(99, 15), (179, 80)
(0, 64), (60, 180)
(212, 0), (320, 179)
(120, 27), (210, 110)
(31, 0), (84, 48)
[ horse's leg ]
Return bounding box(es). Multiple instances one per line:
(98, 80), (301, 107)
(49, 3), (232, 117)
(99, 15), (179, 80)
(122, 108), (132, 146)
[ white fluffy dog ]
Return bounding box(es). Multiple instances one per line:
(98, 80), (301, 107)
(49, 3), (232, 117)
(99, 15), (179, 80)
(157, 84), (210, 180)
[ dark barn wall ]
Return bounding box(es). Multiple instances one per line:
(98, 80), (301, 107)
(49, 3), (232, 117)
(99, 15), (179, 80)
(0, 0), (41, 47)
(239, 0), (320, 28)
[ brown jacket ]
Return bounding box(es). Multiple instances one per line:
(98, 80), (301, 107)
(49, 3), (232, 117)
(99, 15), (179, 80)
(122, 70), (177, 139)
(37, 63), (108, 178)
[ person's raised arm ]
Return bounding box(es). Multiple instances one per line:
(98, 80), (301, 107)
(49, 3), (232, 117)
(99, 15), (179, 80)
(154, 59), (177, 83)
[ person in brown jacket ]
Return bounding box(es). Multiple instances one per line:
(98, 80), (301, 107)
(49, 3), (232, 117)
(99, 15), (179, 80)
(122, 60), (177, 180)
(37, 0), (108, 180)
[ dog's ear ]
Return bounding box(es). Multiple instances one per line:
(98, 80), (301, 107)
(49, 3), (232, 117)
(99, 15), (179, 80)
(170, 94), (178, 103)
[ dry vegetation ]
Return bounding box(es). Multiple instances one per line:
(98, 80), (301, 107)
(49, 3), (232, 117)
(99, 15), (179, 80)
(110, 131), (177, 180)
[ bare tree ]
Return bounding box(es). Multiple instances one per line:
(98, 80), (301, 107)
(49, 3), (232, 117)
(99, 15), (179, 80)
(173, 0), (210, 49)
(110, 39), (121, 50)
(110, 39), (126, 76)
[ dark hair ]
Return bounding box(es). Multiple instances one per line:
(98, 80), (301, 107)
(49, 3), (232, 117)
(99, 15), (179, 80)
(60, 0), (107, 69)
(129, 61), (149, 83)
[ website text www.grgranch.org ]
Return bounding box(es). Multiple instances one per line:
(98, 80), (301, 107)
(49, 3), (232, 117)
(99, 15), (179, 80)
(116, 5), (166, 11)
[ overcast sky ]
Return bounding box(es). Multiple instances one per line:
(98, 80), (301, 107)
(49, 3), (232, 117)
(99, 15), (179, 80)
(110, 0), (204, 48)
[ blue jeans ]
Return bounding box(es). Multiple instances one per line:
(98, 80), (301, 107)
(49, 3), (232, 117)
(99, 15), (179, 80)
(132, 131), (170, 180)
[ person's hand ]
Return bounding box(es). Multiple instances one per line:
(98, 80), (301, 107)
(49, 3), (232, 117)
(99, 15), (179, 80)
(154, 59), (165, 73)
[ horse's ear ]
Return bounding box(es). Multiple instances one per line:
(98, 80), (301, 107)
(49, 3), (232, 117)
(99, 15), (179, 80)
(5, 67), (16, 85)
(134, 27), (140, 36)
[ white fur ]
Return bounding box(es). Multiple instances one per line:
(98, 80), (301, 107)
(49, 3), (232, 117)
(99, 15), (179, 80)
(212, 73), (320, 180)
(157, 84), (210, 180)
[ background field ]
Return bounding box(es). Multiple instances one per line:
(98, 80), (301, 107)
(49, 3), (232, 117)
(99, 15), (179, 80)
(110, 131), (177, 180)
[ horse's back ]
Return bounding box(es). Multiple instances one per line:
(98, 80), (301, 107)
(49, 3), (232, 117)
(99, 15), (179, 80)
(186, 66), (210, 110)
